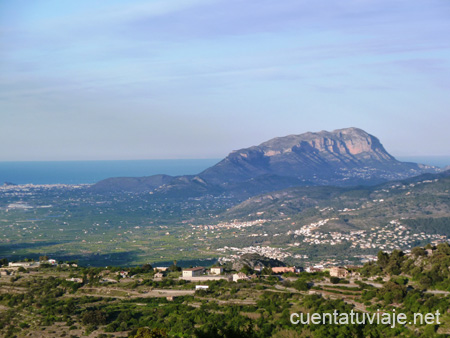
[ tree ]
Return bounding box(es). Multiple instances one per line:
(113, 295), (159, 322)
(142, 264), (153, 272)
(411, 247), (426, 257)
(168, 264), (181, 272)
(81, 310), (107, 326)
(293, 279), (309, 291)
(437, 243), (450, 255)
(133, 327), (168, 338)
(385, 250), (405, 275)
(377, 251), (389, 269)
(378, 281), (406, 304)
(240, 265), (253, 275)
(330, 276), (340, 284)
(419, 276), (432, 289)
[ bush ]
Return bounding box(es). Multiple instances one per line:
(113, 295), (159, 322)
(81, 310), (107, 326)
(293, 279), (309, 291)
(330, 277), (340, 284)
(132, 327), (168, 338)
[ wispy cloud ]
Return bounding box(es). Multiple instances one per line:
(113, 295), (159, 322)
(1, 0), (450, 160)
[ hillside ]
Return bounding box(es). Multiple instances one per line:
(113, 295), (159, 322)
(90, 174), (174, 193)
(224, 170), (450, 224)
(217, 170), (450, 257)
(2, 244), (450, 338)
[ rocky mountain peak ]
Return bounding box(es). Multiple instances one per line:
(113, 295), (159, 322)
(199, 127), (406, 186)
(256, 127), (392, 161)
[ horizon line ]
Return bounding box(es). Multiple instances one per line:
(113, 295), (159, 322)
(1, 155), (450, 163)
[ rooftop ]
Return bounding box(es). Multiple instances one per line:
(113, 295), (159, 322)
(183, 267), (204, 271)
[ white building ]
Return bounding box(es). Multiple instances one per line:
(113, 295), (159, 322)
(182, 267), (204, 278)
(233, 272), (249, 282)
(155, 267), (168, 272)
(210, 267), (223, 275)
(8, 262), (40, 268)
(330, 267), (348, 278)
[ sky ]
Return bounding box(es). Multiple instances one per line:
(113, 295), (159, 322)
(1, 0), (450, 161)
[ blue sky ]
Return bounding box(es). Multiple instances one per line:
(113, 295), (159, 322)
(1, 0), (450, 160)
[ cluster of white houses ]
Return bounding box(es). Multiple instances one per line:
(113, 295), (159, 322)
(1, 260), (350, 282)
(181, 267), (257, 282)
(6, 259), (74, 268)
(0, 259), (77, 277)
(182, 266), (225, 278)
(178, 265), (314, 282)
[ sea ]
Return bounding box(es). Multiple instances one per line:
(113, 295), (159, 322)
(395, 156), (450, 169)
(0, 159), (221, 185)
(0, 156), (448, 186)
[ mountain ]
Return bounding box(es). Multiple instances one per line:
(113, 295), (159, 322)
(199, 127), (436, 186)
(91, 128), (439, 196)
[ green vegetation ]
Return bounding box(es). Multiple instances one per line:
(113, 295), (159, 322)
(2, 245), (450, 337)
(362, 243), (450, 291)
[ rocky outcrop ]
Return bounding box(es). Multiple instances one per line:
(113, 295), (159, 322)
(232, 253), (286, 271)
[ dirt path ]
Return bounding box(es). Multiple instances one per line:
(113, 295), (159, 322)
(65, 287), (195, 299)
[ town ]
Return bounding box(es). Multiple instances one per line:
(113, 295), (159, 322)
(287, 218), (449, 250)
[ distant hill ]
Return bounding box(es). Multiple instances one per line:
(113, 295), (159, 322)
(91, 128), (440, 196)
(90, 174), (173, 193)
(223, 170), (450, 232)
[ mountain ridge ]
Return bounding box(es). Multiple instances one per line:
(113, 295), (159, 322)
(198, 127), (409, 185)
(91, 128), (440, 195)
(223, 169), (450, 220)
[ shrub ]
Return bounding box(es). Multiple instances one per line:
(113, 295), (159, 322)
(330, 277), (340, 284)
